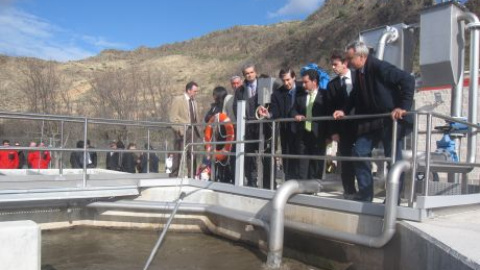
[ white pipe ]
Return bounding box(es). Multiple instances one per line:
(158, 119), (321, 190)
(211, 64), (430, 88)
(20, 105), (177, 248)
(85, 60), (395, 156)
(376, 26), (399, 60)
(457, 12), (479, 163)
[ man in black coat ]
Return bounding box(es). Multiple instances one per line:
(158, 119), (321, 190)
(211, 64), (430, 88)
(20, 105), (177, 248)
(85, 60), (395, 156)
(291, 69), (329, 180)
(326, 50), (357, 198)
(333, 41), (415, 202)
(269, 68), (305, 180)
(233, 64), (271, 189)
(106, 141), (121, 171)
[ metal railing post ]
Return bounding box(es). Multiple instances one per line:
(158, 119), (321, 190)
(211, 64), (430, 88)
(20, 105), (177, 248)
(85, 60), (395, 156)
(147, 129), (150, 173)
(391, 119), (398, 164)
(59, 120), (64, 175)
(235, 101), (246, 187)
(424, 113), (433, 196)
(270, 121), (276, 190)
(408, 113), (419, 207)
(258, 121), (264, 188)
(82, 118), (88, 188)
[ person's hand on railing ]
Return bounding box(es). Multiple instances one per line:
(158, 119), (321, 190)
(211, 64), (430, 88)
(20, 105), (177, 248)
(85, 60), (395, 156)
(294, 115), (305, 122)
(333, 110), (345, 120)
(391, 108), (406, 120)
(256, 105), (270, 119)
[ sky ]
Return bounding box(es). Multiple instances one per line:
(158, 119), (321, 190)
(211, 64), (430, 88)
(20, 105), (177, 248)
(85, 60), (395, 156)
(0, 0), (325, 62)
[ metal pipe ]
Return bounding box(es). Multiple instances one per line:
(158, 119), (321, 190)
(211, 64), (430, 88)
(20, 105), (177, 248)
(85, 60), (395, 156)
(466, 20), (479, 163)
(143, 192), (186, 270)
(457, 13), (480, 164)
(376, 26), (399, 60)
(267, 161), (409, 269)
(266, 180), (322, 269)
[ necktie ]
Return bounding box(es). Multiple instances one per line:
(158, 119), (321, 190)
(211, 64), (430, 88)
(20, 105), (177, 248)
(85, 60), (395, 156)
(305, 92), (314, 132)
(249, 84), (256, 97)
(341, 76), (347, 87)
(359, 71), (366, 92)
(189, 98), (196, 123)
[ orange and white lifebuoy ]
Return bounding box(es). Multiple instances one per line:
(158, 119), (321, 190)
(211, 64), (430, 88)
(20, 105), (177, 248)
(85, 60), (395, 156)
(204, 113), (235, 162)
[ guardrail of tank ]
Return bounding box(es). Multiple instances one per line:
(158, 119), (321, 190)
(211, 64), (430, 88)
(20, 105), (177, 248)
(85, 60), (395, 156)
(266, 161), (410, 269)
(0, 110), (185, 187)
(190, 112), (396, 188)
(408, 110), (480, 206)
(241, 113), (397, 190)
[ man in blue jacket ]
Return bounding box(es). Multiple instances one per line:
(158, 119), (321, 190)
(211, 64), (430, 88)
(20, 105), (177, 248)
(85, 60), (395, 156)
(333, 41), (415, 202)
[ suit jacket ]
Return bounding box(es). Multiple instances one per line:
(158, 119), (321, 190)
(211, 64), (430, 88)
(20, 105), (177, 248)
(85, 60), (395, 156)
(270, 82), (305, 134)
(343, 55), (415, 131)
(106, 152), (120, 170)
(169, 94), (201, 136)
(326, 74), (355, 137)
(290, 89), (329, 140)
(233, 80), (258, 121)
(222, 94), (236, 122)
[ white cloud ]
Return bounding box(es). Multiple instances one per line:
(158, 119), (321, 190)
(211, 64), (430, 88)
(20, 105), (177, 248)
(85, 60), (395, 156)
(268, 0), (324, 18)
(0, 7), (128, 62)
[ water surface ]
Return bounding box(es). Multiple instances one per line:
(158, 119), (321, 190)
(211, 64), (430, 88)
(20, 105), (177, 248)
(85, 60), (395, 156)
(42, 227), (321, 270)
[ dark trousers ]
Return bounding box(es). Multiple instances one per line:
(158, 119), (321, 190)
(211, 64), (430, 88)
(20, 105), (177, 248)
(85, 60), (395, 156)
(279, 126), (299, 180)
(297, 131), (326, 180)
(352, 120), (410, 201)
(244, 124), (272, 189)
(338, 128), (357, 195)
(170, 128), (198, 178)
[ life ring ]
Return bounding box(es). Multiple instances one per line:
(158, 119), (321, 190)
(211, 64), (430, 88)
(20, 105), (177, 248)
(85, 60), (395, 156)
(204, 113), (235, 162)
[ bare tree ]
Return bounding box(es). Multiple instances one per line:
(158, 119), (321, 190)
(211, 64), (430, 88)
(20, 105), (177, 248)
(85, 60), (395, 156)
(88, 66), (173, 143)
(16, 59), (62, 114)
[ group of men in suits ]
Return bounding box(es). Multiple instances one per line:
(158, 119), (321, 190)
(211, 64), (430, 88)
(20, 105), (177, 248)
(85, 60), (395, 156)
(264, 41), (414, 202)
(168, 41), (414, 202)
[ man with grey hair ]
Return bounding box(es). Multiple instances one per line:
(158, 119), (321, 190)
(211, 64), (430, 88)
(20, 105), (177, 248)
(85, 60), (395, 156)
(333, 41), (415, 202)
(230, 75), (242, 92)
(232, 64), (272, 189)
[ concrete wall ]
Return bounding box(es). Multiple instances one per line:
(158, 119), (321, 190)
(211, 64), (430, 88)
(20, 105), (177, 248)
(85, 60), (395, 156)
(0, 187), (477, 270)
(0, 220), (41, 270)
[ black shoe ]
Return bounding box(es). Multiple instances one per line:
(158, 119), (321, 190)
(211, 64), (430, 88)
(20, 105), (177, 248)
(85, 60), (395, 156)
(352, 194), (372, 202)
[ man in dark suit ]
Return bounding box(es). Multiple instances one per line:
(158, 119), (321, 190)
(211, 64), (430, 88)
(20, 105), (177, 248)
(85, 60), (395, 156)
(269, 68), (305, 180)
(291, 69), (329, 180)
(233, 64), (271, 188)
(326, 50), (357, 198)
(106, 141), (121, 170)
(333, 41), (415, 202)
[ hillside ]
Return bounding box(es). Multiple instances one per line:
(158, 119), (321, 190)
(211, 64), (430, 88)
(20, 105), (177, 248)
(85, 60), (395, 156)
(0, 0), (478, 123)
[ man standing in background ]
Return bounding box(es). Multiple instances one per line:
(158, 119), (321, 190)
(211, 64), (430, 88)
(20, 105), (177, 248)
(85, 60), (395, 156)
(169, 81), (201, 178)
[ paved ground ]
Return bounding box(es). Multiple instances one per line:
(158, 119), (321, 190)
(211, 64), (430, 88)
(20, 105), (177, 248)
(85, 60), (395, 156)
(317, 172), (480, 268)
(405, 207), (480, 268)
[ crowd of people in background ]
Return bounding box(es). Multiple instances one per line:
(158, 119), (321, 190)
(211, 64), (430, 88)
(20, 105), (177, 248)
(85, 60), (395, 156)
(0, 140), (51, 169)
(0, 139), (165, 174)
